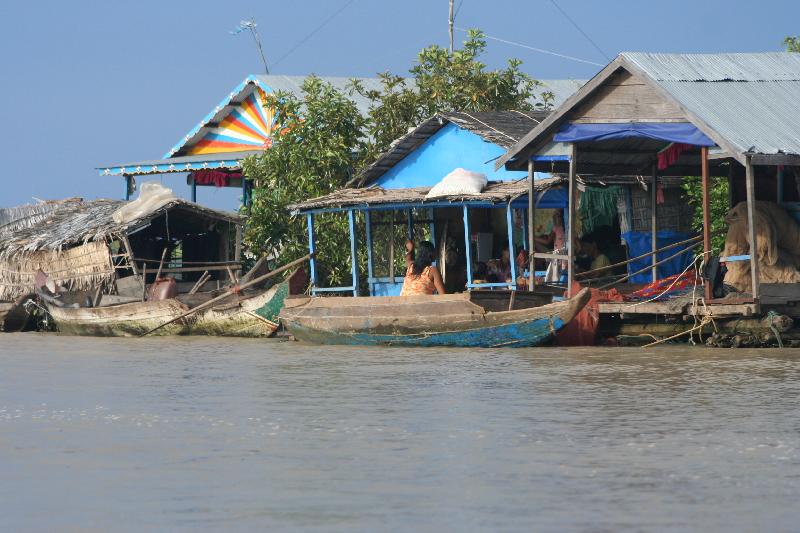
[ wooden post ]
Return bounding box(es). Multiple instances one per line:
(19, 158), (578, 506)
(448, 0), (455, 54)
(124, 175), (133, 201)
(567, 144), (577, 298)
(527, 159), (535, 291)
(141, 263), (147, 302)
(745, 156), (760, 300)
(506, 203), (517, 291)
(307, 213), (317, 293)
(651, 163), (658, 282)
(234, 224), (242, 263)
(701, 146), (712, 301)
(348, 209), (358, 297)
(191, 176), (197, 203)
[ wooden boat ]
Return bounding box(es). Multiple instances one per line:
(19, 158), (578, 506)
(46, 298), (193, 337)
(187, 281), (288, 337)
(42, 273), (298, 338)
(279, 288), (591, 348)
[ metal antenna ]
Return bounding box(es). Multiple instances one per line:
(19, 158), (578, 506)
(232, 18), (269, 74)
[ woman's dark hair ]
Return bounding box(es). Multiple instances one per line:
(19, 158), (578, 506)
(411, 241), (435, 276)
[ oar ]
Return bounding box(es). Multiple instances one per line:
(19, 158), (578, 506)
(139, 253), (312, 337)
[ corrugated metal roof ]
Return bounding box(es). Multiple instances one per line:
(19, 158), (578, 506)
(538, 78), (586, 106)
(623, 52), (800, 82)
(256, 75), (583, 113)
(255, 75), (382, 115)
(621, 52), (800, 156)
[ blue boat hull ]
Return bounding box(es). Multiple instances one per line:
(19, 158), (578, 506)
(285, 315), (566, 348)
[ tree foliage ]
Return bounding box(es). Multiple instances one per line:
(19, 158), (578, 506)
(242, 76), (366, 286)
(243, 30), (547, 288)
(682, 175), (729, 254)
(786, 35), (800, 52)
(350, 29), (552, 166)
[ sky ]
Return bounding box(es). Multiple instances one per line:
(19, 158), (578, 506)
(0, 0), (797, 211)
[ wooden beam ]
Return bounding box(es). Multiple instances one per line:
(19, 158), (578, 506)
(567, 144), (577, 298)
(701, 146), (712, 301)
(527, 160), (535, 291)
(745, 156), (760, 300)
(651, 163), (658, 283)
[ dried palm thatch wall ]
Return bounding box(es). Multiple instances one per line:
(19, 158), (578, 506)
(0, 240), (115, 301)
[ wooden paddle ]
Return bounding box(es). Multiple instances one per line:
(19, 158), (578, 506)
(139, 253), (312, 337)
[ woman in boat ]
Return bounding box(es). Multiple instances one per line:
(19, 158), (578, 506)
(401, 240), (446, 296)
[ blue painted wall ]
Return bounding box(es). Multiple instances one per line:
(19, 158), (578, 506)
(375, 123), (550, 189)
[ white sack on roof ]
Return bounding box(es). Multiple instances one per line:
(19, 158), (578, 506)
(425, 168), (487, 199)
(112, 182), (177, 225)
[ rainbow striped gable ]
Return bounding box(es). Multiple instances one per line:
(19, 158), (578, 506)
(186, 88), (275, 155)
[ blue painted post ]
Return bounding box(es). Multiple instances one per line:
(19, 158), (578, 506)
(506, 203), (517, 290)
(124, 176), (132, 201)
(365, 209), (374, 295)
(348, 209), (358, 297)
(307, 213), (317, 293)
(241, 177), (248, 207)
(191, 176), (197, 203)
(463, 205), (472, 289)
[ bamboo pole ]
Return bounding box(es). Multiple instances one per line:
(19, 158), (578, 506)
(140, 253), (312, 337)
(576, 234), (704, 279)
(155, 248), (168, 281)
(141, 264), (147, 302)
(597, 241), (702, 290)
(701, 146), (712, 301)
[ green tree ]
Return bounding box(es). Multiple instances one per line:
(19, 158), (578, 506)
(242, 76), (366, 286)
(682, 175), (729, 254)
(350, 29), (551, 168)
(786, 35), (800, 52)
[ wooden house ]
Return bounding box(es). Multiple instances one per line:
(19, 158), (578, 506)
(496, 52), (800, 320)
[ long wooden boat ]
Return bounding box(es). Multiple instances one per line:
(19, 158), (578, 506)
(44, 277), (294, 338)
(46, 298), (193, 337)
(280, 288), (591, 348)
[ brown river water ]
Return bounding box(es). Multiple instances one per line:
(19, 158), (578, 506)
(1, 333), (799, 532)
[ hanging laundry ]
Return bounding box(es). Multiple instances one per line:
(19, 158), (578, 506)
(657, 142), (694, 170)
(191, 170), (242, 187)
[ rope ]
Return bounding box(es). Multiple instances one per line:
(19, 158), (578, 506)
(767, 310), (785, 348)
(460, 112), (519, 143)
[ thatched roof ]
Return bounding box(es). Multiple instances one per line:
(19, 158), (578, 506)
(0, 197), (241, 257)
(290, 177), (565, 213)
(348, 111), (550, 188)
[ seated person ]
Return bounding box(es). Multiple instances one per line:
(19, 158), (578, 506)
(578, 235), (612, 279)
(534, 210), (566, 254)
(400, 240), (446, 295)
(487, 246), (513, 282)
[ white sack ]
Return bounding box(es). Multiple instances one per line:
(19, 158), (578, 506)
(425, 168), (487, 199)
(112, 181), (177, 225)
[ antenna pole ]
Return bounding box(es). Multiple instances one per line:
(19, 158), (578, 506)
(448, 0), (455, 53)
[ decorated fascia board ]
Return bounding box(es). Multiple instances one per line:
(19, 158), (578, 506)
(163, 75), (276, 159)
(99, 156), (247, 177)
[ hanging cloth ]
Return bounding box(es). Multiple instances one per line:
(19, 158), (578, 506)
(579, 186), (620, 234)
(657, 142), (694, 170)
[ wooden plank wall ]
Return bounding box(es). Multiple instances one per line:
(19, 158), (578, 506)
(570, 71), (686, 123)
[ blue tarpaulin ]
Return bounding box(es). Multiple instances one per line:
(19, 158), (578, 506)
(622, 231), (696, 283)
(554, 122), (716, 146)
(536, 187), (568, 209)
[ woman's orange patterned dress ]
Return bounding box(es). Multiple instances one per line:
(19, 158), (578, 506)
(400, 266), (436, 295)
